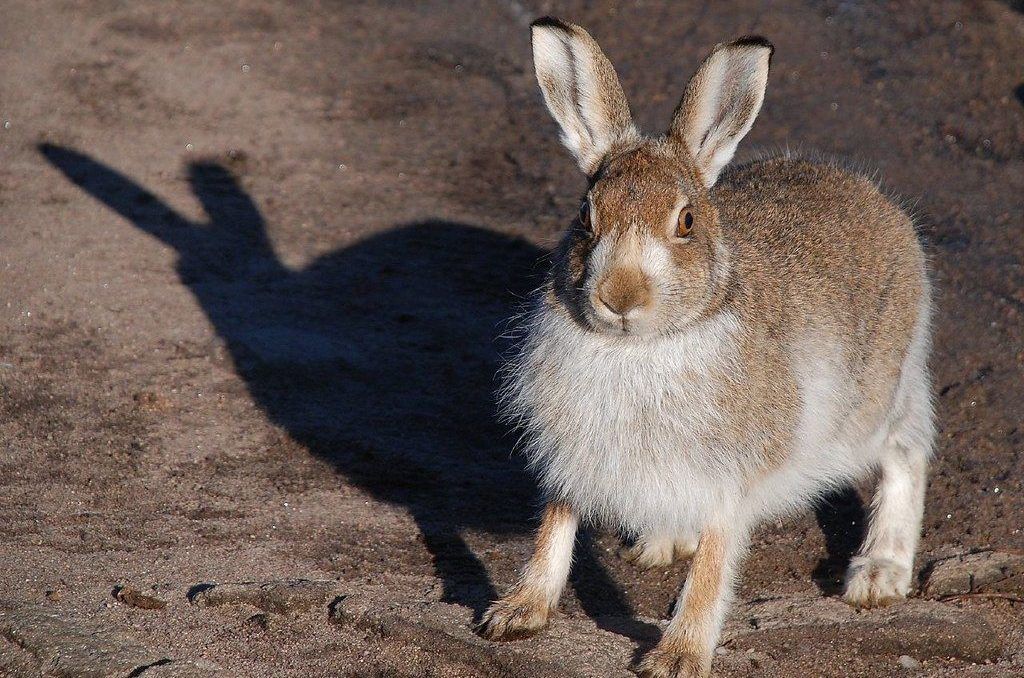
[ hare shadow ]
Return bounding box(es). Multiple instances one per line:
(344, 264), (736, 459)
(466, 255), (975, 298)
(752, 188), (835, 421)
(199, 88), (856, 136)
(812, 487), (867, 595)
(39, 143), (640, 626)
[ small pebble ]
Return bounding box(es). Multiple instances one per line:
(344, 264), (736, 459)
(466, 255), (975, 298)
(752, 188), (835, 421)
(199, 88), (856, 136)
(899, 655), (921, 669)
(113, 585), (167, 610)
(245, 612), (271, 630)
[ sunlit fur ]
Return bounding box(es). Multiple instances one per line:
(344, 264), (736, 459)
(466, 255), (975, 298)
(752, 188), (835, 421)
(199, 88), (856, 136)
(500, 149), (934, 587)
(483, 17), (934, 678)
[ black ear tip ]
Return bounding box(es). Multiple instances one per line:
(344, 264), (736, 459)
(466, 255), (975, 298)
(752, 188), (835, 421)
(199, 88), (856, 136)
(733, 35), (775, 55)
(531, 16), (573, 32)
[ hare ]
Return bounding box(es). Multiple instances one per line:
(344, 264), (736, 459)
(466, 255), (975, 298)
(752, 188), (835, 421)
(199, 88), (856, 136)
(476, 17), (934, 678)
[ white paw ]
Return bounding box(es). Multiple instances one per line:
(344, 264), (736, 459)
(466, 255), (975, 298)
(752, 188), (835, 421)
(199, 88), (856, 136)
(621, 535), (699, 569)
(637, 645), (710, 678)
(623, 537), (674, 568)
(476, 589), (549, 641)
(672, 534), (699, 559)
(843, 555), (912, 608)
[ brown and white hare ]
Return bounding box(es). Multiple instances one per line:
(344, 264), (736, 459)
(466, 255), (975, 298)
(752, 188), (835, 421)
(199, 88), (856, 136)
(477, 17), (934, 678)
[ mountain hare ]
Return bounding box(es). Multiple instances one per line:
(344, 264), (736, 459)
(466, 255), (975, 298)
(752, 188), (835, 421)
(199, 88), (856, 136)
(477, 17), (934, 678)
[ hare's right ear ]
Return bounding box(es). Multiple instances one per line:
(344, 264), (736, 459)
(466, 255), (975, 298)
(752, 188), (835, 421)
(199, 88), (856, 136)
(531, 17), (638, 175)
(669, 37), (773, 188)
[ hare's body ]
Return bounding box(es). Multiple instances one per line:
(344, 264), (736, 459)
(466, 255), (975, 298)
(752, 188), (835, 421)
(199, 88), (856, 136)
(509, 155), (931, 543)
(480, 19), (933, 678)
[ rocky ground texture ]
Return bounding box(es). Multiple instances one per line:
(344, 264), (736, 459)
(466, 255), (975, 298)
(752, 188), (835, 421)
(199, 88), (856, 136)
(1, 1), (1023, 676)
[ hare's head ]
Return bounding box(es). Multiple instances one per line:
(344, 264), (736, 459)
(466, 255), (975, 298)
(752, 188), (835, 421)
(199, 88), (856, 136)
(532, 18), (772, 336)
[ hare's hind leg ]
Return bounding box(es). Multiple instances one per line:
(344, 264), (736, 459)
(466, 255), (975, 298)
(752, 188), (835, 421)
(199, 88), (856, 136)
(844, 382), (934, 608)
(621, 532), (699, 569)
(477, 501), (577, 640)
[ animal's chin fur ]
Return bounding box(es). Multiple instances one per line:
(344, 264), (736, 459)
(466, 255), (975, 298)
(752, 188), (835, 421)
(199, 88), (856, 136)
(586, 314), (658, 338)
(582, 302), (706, 339)
(588, 318), (679, 339)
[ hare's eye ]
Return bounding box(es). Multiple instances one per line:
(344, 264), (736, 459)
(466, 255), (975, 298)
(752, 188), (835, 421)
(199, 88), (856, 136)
(676, 209), (694, 239)
(579, 201), (592, 231)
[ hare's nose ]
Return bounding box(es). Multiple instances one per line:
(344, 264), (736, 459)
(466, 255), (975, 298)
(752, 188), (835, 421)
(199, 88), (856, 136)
(597, 288), (637, 317)
(597, 273), (651, 317)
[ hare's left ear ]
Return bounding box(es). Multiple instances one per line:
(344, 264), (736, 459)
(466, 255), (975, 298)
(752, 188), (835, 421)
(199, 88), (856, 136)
(669, 37), (773, 188)
(531, 17), (639, 175)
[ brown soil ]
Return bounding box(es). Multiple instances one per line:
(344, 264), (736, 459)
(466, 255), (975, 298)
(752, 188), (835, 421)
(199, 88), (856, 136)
(1, 1), (1022, 676)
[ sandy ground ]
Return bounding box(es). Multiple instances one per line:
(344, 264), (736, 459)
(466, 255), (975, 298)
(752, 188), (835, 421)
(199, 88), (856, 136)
(1, 1), (1023, 676)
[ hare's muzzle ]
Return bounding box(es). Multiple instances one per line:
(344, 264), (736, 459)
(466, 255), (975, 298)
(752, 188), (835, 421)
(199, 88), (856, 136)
(592, 267), (653, 330)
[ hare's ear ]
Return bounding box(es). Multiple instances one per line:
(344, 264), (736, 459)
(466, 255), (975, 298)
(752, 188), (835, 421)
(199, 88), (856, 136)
(531, 17), (638, 175)
(669, 37), (773, 188)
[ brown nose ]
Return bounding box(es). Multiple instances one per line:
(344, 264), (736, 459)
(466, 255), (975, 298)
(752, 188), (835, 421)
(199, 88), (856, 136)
(596, 269), (651, 317)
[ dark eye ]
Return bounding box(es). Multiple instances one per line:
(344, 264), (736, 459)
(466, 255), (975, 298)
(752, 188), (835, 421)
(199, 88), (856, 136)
(676, 209), (694, 239)
(579, 201), (592, 231)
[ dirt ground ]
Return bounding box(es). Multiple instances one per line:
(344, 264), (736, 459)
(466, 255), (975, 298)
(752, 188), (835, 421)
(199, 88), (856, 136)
(1, 1), (1023, 676)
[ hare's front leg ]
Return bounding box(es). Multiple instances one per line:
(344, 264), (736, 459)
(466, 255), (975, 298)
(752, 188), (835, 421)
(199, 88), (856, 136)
(638, 527), (748, 678)
(477, 501), (577, 640)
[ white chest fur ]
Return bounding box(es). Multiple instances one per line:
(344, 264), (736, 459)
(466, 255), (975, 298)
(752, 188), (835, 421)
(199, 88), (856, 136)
(505, 309), (745, 537)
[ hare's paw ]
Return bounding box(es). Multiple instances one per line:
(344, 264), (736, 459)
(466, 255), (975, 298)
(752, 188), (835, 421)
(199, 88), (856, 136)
(621, 535), (697, 569)
(843, 555), (911, 608)
(476, 589), (549, 641)
(636, 646), (710, 678)
(622, 537), (675, 569)
(672, 535), (699, 560)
